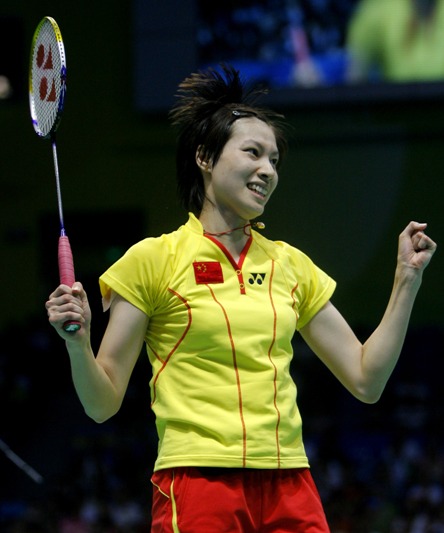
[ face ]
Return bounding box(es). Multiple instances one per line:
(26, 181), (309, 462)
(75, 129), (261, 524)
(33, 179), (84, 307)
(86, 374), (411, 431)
(199, 117), (280, 224)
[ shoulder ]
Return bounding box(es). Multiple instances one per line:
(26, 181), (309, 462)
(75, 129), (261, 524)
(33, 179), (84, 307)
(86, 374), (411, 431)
(105, 216), (204, 284)
(123, 218), (196, 258)
(253, 231), (316, 267)
(253, 231), (336, 299)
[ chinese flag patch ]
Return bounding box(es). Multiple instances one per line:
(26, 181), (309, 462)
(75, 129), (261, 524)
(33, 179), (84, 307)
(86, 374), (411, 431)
(193, 262), (224, 284)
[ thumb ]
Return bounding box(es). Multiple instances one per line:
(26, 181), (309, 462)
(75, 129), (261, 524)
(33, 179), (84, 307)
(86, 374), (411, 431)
(72, 282), (84, 295)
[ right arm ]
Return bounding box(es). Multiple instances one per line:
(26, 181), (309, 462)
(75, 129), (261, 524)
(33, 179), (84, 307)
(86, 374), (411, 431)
(46, 283), (149, 422)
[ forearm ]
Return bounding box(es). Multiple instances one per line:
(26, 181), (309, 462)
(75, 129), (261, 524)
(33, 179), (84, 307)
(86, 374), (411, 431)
(46, 286), (147, 422)
(360, 267), (422, 401)
(65, 338), (123, 423)
(46, 282), (119, 419)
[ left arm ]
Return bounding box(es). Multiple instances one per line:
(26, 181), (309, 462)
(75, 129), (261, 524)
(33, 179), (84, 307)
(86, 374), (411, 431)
(300, 221), (437, 403)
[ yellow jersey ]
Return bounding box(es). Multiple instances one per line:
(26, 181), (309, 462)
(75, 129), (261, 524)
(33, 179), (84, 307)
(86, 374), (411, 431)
(99, 214), (336, 471)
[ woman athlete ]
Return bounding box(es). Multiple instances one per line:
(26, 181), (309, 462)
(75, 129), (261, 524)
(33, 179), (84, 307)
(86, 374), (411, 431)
(46, 65), (436, 532)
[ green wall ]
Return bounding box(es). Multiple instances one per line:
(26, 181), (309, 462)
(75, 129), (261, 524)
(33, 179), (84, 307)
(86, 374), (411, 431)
(1, 0), (443, 332)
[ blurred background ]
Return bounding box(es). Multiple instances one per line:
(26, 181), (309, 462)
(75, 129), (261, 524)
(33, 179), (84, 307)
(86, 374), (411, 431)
(0, 0), (443, 531)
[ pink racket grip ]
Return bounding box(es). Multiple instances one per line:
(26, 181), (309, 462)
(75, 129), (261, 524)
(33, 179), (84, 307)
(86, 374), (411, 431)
(58, 235), (81, 332)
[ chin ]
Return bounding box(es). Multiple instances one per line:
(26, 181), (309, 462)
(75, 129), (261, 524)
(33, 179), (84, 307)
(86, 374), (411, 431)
(250, 205), (266, 218)
(237, 200), (266, 221)
(242, 211), (263, 222)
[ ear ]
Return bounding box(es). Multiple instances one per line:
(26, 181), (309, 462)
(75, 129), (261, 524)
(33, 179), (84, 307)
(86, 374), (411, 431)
(196, 146), (212, 172)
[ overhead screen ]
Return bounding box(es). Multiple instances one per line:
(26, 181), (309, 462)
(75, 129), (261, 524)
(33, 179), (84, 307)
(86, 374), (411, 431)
(133, 0), (444, 113)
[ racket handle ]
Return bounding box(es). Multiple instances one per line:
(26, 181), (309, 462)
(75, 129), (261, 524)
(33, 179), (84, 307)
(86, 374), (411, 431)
(58, 235), (81, 332)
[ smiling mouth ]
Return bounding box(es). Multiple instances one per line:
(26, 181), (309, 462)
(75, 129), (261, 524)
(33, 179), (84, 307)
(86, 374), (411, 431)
(247, 183), (267, 198)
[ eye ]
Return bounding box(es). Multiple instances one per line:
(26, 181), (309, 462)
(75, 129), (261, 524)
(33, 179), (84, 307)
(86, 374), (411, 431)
(245, 147), (259, 157)
(270, 157), (279, 168)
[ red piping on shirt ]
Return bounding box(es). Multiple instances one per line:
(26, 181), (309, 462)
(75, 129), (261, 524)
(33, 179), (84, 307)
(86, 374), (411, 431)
(150, 289), (192, 406)
(267, 260), (281, 468)
(207, 283), (248, 467)
(290, 283), (299, 323)
(204, 234), (252, 295)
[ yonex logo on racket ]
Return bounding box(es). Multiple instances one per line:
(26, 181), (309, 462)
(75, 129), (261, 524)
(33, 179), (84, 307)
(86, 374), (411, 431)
(36, 44), (57, 102)
(29, 17), (67, 138)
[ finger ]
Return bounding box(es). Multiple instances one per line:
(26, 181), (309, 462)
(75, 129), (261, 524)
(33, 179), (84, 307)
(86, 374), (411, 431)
(46, 288), (83, 315)
(48, 283), (77, 301)
(71, 281), (83, 293)
(47, 304), (83, 325)
(47, 299), (85, 327)
(48, 286), (66, 300)
(410, 225), (437, 251)
(415, 234), (427, 251)
(412, 231), (424, 251)
(415, 234), (437, 253)
(403, 221), (427, 238)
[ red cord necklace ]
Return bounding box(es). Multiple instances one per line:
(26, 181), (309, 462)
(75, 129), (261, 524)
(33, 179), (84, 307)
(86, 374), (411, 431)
(203, 221), (265, 237)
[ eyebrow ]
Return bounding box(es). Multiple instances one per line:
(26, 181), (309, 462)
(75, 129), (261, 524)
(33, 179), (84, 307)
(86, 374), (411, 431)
(243, 139), (279, 157)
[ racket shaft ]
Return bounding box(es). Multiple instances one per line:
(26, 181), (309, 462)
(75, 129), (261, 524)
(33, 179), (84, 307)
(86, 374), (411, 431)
(58, 235), (75, 286)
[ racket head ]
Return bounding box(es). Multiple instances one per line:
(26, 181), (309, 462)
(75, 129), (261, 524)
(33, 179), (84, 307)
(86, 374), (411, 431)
(29, 16), (67, 139)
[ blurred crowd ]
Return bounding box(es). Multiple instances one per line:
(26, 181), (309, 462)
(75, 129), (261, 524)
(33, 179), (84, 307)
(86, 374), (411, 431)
(197, 0), (444, 88)
(0, 316), (443, 532)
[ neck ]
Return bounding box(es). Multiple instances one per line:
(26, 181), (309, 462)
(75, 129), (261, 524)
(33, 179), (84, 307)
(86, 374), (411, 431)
(203, 221), (265, 238)
(203, 222), (252, 237)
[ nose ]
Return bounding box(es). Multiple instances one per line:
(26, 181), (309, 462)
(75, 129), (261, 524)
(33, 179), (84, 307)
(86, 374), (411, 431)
(258, 158), (277, 180)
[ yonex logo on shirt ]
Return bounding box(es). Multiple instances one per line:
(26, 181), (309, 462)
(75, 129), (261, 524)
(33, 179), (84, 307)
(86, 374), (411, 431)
(248, 273), (266, 285)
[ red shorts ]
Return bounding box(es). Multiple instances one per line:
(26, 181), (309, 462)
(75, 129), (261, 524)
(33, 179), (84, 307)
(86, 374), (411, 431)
(150, 467), (330, 532)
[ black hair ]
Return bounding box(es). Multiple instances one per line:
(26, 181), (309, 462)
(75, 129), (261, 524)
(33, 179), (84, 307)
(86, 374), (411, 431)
(169, 64), (288, 216)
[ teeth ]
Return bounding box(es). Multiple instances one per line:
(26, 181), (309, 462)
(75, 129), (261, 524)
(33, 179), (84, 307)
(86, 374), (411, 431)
(249, 184), (267, 196)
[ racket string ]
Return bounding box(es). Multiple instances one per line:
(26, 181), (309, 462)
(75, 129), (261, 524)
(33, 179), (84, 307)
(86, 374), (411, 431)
(30, 20), (65, 137)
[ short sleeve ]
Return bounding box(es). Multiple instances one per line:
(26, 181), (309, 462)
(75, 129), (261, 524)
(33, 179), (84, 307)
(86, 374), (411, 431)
(287, 247), (336, 331)
(99, 236), (172, 317)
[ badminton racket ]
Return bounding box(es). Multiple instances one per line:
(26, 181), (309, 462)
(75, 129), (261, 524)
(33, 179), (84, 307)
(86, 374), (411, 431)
(0, 438), (44, 484)
(29, 16), (80, 332)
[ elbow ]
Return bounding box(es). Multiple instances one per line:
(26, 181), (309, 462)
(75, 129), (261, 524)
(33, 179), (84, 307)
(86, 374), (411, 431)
(88, 413), (111, 424)
(351, 381), (384, 404)
(84, 405), (119, 424)
(81, 389), (124, 423)
(356, 391), (382, 405)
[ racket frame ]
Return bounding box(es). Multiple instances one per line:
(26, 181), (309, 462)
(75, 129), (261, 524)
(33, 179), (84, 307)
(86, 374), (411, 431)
(29, 16), (67, 139)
